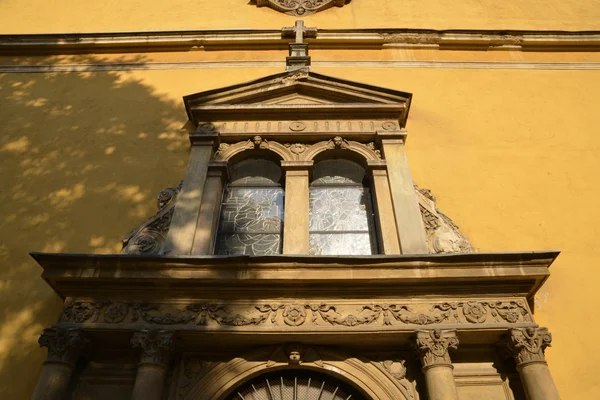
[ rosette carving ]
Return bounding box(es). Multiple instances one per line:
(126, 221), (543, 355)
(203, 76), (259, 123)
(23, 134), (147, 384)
(121, 182), (182, 255)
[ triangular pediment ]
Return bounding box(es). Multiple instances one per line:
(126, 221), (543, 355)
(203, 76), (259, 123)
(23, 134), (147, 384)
(184, 70), (412, 128)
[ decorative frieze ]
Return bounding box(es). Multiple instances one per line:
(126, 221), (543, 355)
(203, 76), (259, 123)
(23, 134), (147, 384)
(414, 329), (459, 368)
(38, 327), (86, 366)
(505, 327), (552, 366)
(214, 136), (382, 163)
(131, 330), (174, 367)
(60, 299), (532, 329)
(210, 120), (397, 135)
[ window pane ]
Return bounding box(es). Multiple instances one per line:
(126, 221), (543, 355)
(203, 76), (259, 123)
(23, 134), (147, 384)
(312, 159), (365, 184)
(309, 187), (370, 232)
(219, 188), (283, 233)
(309, 233), (373, 255)
(216, 187), (283, 255)
(216, 233), (281, 256)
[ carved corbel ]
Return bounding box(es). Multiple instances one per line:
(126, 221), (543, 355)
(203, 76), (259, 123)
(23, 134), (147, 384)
(131, 330), (174, 367)
(505, 327), (552, 367)
(38, 327), (87, 366)
(414, 329), (459, 369)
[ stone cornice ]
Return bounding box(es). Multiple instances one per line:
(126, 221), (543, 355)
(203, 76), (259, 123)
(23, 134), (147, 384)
(1, 29), (600, 55)
(32, 251), (558, 300)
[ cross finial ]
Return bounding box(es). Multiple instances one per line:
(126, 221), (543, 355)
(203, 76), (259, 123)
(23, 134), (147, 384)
(282, 20), (317, 71)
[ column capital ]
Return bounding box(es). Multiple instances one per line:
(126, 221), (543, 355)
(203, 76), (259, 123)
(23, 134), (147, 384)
(189, 131), (219, 147)
(376, 129), (408, 145)
(414, 329), (459, 369)
(131, 330), (174, 367)
(38, 327), (86, 366)
(506, 327), (552, 367)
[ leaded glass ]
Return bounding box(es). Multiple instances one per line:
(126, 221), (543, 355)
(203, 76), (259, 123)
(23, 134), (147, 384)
(215, 159), (284, 256)
(309, 160), (377, 256)
(227, 370), (366, 400)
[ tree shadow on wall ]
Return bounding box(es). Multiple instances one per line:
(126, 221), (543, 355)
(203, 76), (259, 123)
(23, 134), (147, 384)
(0, 54), (190, 398)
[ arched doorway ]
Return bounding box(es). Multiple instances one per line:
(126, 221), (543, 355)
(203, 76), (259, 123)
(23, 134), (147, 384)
(226, 369), (368, 400)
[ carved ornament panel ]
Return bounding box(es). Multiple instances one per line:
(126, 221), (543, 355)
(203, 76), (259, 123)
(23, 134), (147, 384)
(253, 0), (351, 16)
(59, 299), (532, 330)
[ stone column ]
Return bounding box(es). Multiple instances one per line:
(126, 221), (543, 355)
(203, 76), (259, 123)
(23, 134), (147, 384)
(281, 160), (312, 254)
(368, 161), (401, 254)
(377, 130), (428, 254)
(31, 327), (86, 400)
(166, 131), (218, 255)
(506, 327), (561, 400)
(191, 161), (228, 255)
(131, 330), (174, 400)
(414, 329), (459, 400)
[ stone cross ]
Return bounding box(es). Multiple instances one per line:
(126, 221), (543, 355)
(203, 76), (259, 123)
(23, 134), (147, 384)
(282, 20), (317, 71)
(282, 20), (317, 44)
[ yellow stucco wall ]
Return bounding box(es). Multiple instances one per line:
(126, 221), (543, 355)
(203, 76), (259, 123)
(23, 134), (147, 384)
(1, 60), (599, 398)
(1, 0), (600, 397)
(1, 0), (600, 33)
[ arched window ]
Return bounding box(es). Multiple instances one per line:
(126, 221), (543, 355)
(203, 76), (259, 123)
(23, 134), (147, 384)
(215, 158), (284, 255)
(226, 369), (367, 400)
(309, 159), (378, 255)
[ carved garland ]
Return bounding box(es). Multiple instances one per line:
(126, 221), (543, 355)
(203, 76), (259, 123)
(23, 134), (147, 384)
(214, 136), (381, 163)
(60, 300), (531, 327)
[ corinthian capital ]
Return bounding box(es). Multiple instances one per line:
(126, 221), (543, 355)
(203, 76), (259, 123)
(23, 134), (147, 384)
(131, 330), (174, 367)
(507, 327), (552, 366)
(38, 327), (86, 366)
(415, 329), (459, 368)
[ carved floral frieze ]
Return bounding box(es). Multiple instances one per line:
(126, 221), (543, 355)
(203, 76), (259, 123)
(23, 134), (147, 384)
(60, 299), (531, 329)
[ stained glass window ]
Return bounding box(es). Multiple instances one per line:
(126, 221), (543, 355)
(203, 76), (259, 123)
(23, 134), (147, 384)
(309, 160), (378, 255)
(215, 159), (284, 255)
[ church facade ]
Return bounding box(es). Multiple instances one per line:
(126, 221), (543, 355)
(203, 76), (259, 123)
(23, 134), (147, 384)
(1, 1), (599, 399)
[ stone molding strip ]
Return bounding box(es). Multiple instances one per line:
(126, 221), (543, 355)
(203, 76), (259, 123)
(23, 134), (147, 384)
(1, 29), (600, 54)
(2, 60), (600, 73)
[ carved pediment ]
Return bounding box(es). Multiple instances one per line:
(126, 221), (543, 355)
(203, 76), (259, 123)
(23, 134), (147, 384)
(252, 0), (351, 16)
(183, 70), (412, 128)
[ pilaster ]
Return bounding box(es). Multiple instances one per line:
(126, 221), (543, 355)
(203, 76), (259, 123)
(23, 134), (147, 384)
(377, 130), (428, 254)
(166, 131), (218, 255)
(191, 161), (229, 255)
(368, 160), (401, 254)
(281, 160), (313, 254)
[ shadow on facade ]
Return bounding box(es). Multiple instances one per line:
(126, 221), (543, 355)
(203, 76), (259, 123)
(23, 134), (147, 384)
(0, 54), (189, 398)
